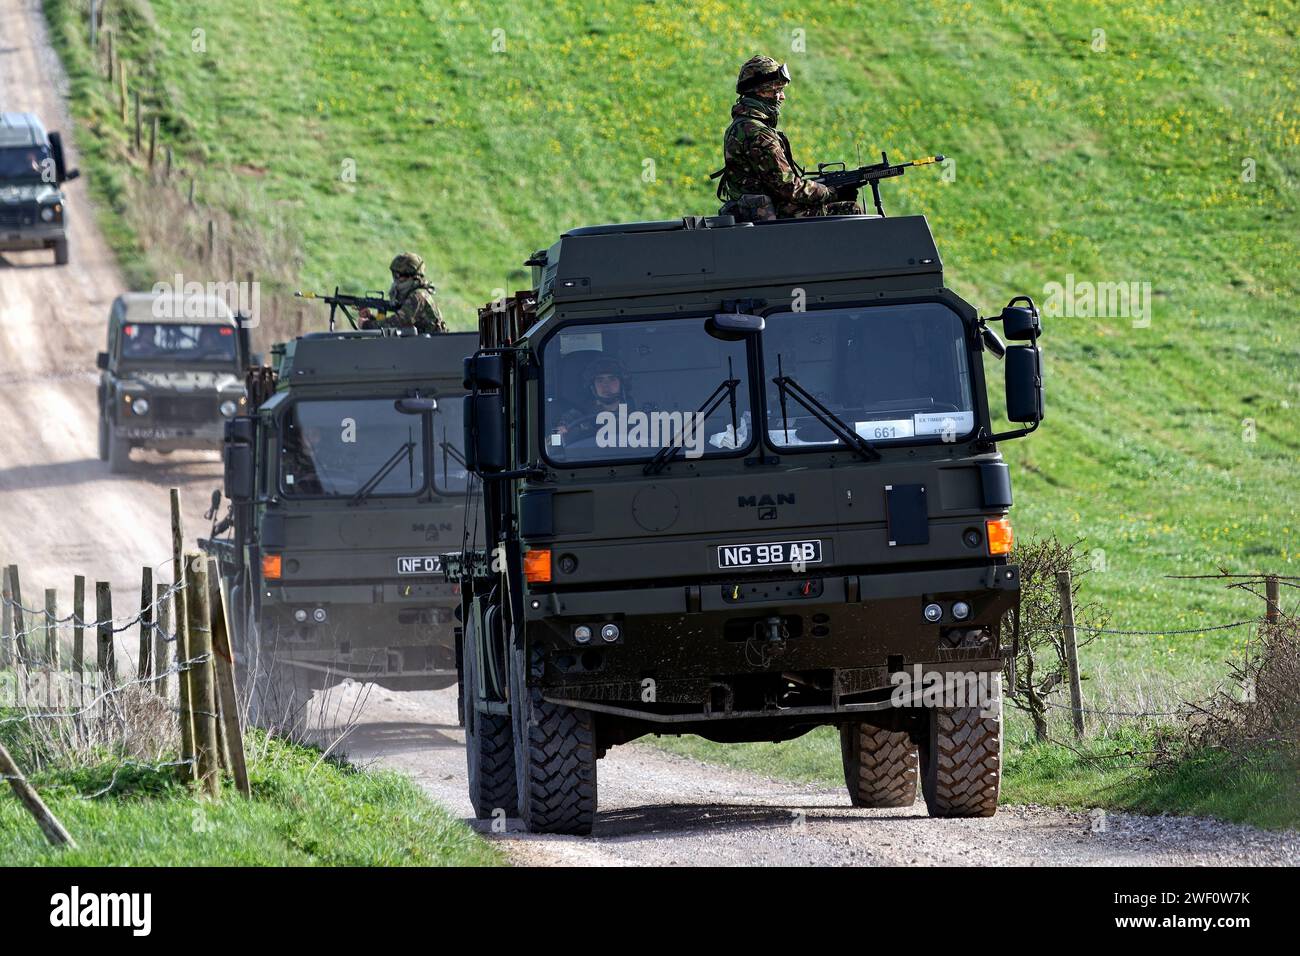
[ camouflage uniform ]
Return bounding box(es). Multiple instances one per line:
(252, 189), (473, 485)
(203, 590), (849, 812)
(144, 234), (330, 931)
(716, 56), (860, 220)
(362, 252), (447, 334)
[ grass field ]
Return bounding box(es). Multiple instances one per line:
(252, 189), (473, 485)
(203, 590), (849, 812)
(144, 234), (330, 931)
(44, 0), (1299, 823)
(0, 726), (503, 865)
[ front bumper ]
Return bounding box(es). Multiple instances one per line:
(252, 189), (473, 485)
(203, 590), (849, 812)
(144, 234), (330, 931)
(528, 563), (1018, 723)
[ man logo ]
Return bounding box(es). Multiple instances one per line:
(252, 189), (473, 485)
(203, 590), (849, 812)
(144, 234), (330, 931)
(738, 493), (795, 508)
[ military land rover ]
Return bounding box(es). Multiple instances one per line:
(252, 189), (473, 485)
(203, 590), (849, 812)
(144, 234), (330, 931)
(0, 112), (78, 265)
(205, 329), (482, 727)
(449, 212), (1045, 834)
(96, 292), (252, 472)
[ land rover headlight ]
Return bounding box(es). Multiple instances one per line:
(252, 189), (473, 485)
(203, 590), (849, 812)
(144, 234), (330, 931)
(40, 206), (56, 222)
(131, 397), (150, 416)
(219, 399), (238, 417)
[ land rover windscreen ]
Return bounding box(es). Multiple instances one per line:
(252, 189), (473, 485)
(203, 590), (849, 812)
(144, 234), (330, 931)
(539, 302), (977, 464)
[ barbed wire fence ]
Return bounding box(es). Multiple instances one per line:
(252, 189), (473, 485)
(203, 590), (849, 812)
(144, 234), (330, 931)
(0, 488), (249, 848)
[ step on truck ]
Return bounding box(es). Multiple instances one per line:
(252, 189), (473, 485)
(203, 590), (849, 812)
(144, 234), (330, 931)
(447, 212), (1045, 834)
(203, 328), (483, 729)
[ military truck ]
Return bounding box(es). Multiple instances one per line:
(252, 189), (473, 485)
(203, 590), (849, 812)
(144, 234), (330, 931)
(448, 213), (1045, 834)
(96, 292), (252, 472)
(0, 112), (78, 265)
(205, 328), (482, 727)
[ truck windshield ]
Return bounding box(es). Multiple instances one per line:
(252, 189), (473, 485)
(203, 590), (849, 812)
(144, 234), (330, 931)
(280, 399), (427, 498)
(762, 303), (976, 449)
(0, 146), (50, 182)
(541, 318), (753, 465)
(432, 395), (472, 494)
(120, 323), (238, 364)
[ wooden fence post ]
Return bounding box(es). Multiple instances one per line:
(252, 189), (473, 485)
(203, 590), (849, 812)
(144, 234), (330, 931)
(184, 554), (221, 797)
(9, 565), (26, 706)
(148, 115), (158, 170)
(133, 89), (142, 153)
(171, 489), (196, 781)
(73, 576), (85, 728)
(95, 581), (114, 688)
(0, 741), (77, 848)
(1056, 570), (1086, 738)
(105, 28), (113, 82)
(208, 558), (249, 796)
(154, 582), (170, 699)
(1265, 575), (1280, 624)
(1, 565), (11, 670)
(118, 63), (127, 125)
(137, 566), (153, 682)
(43, 589), (58, 709)
(165, 145), (174, 181)
(206, 220), (215, 265)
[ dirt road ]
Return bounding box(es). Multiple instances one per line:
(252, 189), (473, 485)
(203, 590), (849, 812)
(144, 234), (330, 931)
(8, 0), (1298, 867)
(0, 0), (221, 639)
(323, 681), (1299, 867)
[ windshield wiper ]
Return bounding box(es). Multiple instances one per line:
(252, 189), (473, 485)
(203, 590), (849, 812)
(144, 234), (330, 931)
(772, 354), (880, 461)
(349, 438), (417, 506)
(644, 357), (741, 476)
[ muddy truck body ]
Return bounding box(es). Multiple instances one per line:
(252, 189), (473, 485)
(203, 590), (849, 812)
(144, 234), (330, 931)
(448, 213), (1045, 834)
(205, 329), (482, 724)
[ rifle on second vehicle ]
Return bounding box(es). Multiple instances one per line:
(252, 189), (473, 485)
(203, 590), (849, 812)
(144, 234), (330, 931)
(295, 287), (399, 331)
(810, 151), (945, 216)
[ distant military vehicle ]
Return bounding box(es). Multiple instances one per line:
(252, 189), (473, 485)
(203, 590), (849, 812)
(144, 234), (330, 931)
(447, 212), (1045, 834)
(0, 112), (78, 265)
(96, 292), (252, 472)
(204, 329), (483, 727)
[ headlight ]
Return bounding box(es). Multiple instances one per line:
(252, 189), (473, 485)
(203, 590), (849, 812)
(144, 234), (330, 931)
(923, 602), (943, 623)
(312, 607), (327, 623)
(293, 609), (308, 623)
(219, 399), (238, 417)
(573, 625), (592, 644)
(40, 206), (56, 222)
(952, 601), (972, 620)
(131, 397), (149, 416)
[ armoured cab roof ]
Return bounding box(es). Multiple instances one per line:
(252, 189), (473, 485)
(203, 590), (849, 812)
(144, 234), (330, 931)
(536, 214), (942, 307)
(116, 291), (235, 325)
(0, 113), (48, 148)
(277, 330), (478, 388)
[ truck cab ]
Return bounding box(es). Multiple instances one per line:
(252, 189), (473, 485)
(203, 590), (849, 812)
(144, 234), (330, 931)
(210, 329), (482, 728)
(96, 292), (251, 472)
(450, 213), (1044, 833)
(0, 112), (78, 265)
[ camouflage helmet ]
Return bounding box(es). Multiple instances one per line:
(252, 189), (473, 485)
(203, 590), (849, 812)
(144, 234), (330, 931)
(736, 55), (790, 95)
(389, 251), (425, 277)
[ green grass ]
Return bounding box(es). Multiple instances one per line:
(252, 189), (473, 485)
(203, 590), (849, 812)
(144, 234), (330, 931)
(0, 728), (503, 866)
(41, 0), (1299, 820)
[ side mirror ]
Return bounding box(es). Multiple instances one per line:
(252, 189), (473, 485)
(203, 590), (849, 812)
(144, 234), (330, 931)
(706, 312), (764, 341)
(65, 168), (81, 182)
(49, 132), (68, 182)
(224, 442), (255, 502)
(1000, 305), (1040, 341)
(980, 326), (1006, 359)
(1005, 346), (1044, 423)
(396, 397), (437, 415)
(96, 351), (109, 370)
(464, 392), (507, 473)
(209, 488), (222, 512)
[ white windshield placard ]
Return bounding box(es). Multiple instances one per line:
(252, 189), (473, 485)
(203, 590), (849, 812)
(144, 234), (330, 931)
(853, 410), (975, 441)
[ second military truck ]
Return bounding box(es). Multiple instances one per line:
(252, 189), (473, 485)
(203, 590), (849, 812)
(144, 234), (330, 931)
(450, 212), (1045, 834)
(206, 328), (482, 727)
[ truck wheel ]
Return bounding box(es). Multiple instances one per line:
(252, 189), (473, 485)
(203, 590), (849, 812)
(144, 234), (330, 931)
(463, 618), (517, 820)
(53, 239), (69, 265)
(919, 698), (1002, 818)
(511, 641), (596, 835)
(97, 414), (109, 461)
(107, 428), (131, 472)
(840, 722), (918, 808)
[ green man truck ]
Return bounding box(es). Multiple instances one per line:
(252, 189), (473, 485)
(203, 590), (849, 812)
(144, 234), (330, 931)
(204, 328), (482, 727)
(448, 212), (1044, 834)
